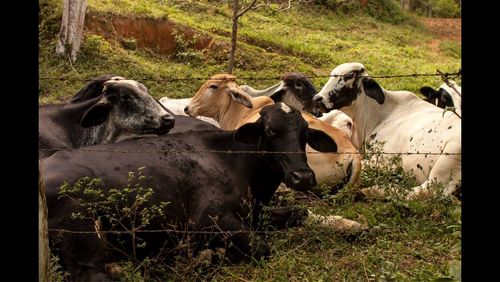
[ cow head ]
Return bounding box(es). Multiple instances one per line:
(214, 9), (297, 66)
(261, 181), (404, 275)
(313, 62), (385, 113)
(241, 72), (320, 116)
(234, 102), (338, 191)
(80, 80), (175, 135)
(68, 74), (125, 103)
(420, 86), (454, 108)
(420, 81), (461, 112)
(184, 73), (253, 118)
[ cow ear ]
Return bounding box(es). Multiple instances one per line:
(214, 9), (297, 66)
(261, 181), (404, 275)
(362, 77), (385, 104)
(270, 82), (286, 99)
(234, 122), (262, 144)
(80, 98), (112, 127)
(270, 88), (285, 103)
(419, 86), (436, 99)
(229, 86), (253, 108)
(306, 128), (337, 152)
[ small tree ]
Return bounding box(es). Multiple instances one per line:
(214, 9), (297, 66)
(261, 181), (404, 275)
(227, 0), (295, 73)
(56, 0), (87, 62)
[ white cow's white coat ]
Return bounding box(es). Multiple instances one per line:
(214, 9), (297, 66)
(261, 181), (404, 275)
(159, 97), (221, 127)
(317, 110), (354, 141)
(314, 63), (461, 199)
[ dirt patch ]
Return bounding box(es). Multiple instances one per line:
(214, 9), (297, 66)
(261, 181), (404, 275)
(419, 17), (460, 55)
(85, 12), (213, 55)
(419, 17), (461, 42)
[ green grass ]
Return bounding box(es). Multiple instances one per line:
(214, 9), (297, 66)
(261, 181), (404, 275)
(40, 0), (460, 103)
(40, 0), (461, 280)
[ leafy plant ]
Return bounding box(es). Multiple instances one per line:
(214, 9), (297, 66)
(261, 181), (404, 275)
(57, 167), (170, 279)
(49, 252), (70, 282)
(366, 0), (410, 24)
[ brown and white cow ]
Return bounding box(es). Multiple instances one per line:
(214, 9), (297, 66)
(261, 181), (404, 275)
(184, 73), (362, 191)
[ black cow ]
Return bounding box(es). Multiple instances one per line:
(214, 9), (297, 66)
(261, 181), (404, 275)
(41, 103), (337, 281)
(241, 72), (321, 116)
(39, 79), (175, 158)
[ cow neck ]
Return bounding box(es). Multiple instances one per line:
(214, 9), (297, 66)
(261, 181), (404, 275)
(203, 130), (281, 205)
(343, 88), (426, 152)
(218, 101), (248, 129)
(218, 97), (274, 130)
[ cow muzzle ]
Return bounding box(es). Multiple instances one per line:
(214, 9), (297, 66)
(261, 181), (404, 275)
(313, 95), (330, 113)
(285, 169), (316, 191)
(154, 114), (175, 134)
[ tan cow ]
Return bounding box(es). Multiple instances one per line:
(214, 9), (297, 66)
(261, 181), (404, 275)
(185, 73), (362, 192)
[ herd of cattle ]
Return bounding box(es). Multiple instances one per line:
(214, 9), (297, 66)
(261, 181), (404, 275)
(39, 62), (461, 281)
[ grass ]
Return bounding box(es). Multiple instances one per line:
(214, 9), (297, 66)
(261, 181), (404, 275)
(41, 0), (461, 281)
(39, 0), (460, 103)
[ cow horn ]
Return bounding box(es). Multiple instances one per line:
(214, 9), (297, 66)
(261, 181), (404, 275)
(241, 81), (285, 97)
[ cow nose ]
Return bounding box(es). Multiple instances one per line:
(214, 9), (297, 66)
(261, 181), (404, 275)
(184, 106), (189, 115)
(161, 115), (175, 129)
(290, 170), (316, 189)
(313, 95), (323, 104)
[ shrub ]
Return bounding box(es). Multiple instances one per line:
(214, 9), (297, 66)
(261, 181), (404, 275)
(314, 0), (361, 14)
(366, 0), (409, 24)
(430, 0), (461, 18)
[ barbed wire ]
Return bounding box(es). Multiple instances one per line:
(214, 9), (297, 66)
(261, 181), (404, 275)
(46, 228), (347, 235)
(39, 148), (461, 155)
(38, 70), (461, 83)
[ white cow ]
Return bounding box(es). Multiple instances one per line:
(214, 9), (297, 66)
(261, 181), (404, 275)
(313, 62), (461, 200)
(317, 110), (354, 141)
(158, 96), (220, 127)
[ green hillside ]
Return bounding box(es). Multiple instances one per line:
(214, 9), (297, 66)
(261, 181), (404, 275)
(40, 0), (460, 103)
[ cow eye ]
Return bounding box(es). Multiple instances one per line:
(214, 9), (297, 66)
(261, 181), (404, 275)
(209, 84), (218, 89)
(295, 83), (304, 90)
(265, 129), (276, 137)
(120, 94), (132, 102)
(343, 73), (354, 80)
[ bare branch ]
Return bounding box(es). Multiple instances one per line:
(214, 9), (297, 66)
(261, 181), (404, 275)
(237, 0), (258, 18)
(251, 0), (293, 12)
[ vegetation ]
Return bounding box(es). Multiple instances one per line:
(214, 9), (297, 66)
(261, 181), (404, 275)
(40, 0), (461, 280)
(39, 0), (460, 103)
(49, 152), (461, 281)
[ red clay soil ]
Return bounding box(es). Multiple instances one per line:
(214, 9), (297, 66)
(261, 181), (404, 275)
(85, 13), (213, 55)
(419, 17), (461, 42)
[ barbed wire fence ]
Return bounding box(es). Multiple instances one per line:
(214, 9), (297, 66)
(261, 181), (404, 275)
(39, 70), (461, 82)
(39, 69), (461, 239)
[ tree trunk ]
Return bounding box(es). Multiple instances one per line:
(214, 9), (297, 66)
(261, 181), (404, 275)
(56, 0), (88, 62)
(39, 168), (50, 282)
(227, 0), (239, 74)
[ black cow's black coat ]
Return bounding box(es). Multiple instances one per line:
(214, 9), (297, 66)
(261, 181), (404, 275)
(41, 104), (337, 281)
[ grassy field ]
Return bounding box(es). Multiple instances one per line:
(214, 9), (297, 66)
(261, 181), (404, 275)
(39, 0), (461, 103)
(40, 0), (461, 281)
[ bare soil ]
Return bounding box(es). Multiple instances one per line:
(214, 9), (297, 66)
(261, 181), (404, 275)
(420, 17), (461, 42)
(419, 17), (460, 54)
(85, 12), (213, 55)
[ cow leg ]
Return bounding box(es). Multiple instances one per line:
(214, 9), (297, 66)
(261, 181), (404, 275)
(57, 231), (113, 281)
(217, 214), (270, 263)
(357, 185), (388, 200)
(267, 206), (309, 230)
(305, 210), (368, 234)
(406, 153), (461, 200)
